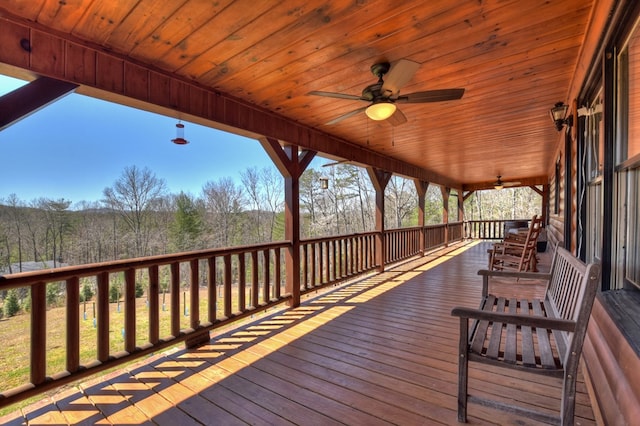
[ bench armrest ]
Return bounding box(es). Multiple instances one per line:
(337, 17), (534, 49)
(451, 306), (576, 332)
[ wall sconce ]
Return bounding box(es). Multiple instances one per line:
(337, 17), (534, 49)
(171, 121), (189, 145)
(549, 102), (573, 131)
(319, 177), (329, 190)
(365, 101), (396, 121)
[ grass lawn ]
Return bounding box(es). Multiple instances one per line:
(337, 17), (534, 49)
(0, 285), (266, 416)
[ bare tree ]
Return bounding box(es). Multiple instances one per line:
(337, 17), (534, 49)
(38, 198), (72, 266)
(102, 166), (167, 258)
(386, 176), (417, 228)
(240, 166), (283, 242)
(202, 177), (245, 247)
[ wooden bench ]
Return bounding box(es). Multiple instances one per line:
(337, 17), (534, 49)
(451, 246), (601, 425)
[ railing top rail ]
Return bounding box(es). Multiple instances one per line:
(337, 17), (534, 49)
(0, 240), (291, 289)
(301, 231), (377, 245)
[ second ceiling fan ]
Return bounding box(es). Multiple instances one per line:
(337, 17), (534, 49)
(308, 59), (464, 126)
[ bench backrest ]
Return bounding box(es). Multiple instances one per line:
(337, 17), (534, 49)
(544, 246), (601, 365)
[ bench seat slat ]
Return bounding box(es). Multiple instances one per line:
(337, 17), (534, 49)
(532, 299), (558, 369)
(505, 298), (518, 364)
(486, 297), (507, 359)
(471, 295), (496, 354)
(520, 299), (536, 367)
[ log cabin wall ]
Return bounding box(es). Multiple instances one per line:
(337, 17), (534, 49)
(571, 1), (640, 424)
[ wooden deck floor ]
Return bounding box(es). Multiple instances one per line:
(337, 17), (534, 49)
(1, 241), (596, 425)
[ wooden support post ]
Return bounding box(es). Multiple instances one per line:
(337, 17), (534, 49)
(259, 137), (316, 308)
(368, 168), (392, 272)
(441, 186), (451, 246)
(414, 180), (429, 256)
(457, 189), (464, 223)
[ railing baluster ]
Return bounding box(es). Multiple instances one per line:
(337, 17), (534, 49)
(251, 251), (259, 308)
(148, 265), (159, 344)
(263, 249), (270, 302)
(207, 257), (216, 324)
(190, 259), (200, 329)
(302, 243), (308, 290)
(170, 262), (180, 336)
(310, 243), (316, 288)
(97, 271), (109, 362)
(274, 248), (281, 299)
(237, 255), (245, 313)
(124, 268), (136, 353)
(223, 254), (232, 318)
(66, 277), (80, 373)
(31, 282), (46, 385)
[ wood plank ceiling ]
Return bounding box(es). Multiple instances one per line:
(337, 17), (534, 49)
(0, 0), (594, 189)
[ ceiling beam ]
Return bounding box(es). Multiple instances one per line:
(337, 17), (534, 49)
(0, 76), (78, 131)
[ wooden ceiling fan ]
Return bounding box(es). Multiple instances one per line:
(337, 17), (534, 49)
(493, 175), (521, 190)
(308, 59), (464, 126)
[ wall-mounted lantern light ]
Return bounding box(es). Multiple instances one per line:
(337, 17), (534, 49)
(549, 102), (573, 131)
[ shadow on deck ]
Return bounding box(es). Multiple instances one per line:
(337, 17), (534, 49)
(1, 242), (595, 425)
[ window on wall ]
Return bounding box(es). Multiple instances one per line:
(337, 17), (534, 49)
(625, 168), (640, 288)
(626, 22), (640, 159)
(618, 15), (640, 290)
(587, 94), (604, 180)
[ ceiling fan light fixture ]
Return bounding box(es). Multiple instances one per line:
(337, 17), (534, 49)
(494, 176), (504, 190)
(365, 101), (396, 121)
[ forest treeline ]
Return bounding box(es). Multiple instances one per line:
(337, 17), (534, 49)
(0, 164), (540, 274)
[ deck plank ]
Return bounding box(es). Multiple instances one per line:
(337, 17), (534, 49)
(2, 241), (596, 425)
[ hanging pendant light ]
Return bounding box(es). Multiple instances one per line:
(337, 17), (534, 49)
(171, 121), (189, 145)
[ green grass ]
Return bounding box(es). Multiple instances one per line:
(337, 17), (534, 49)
(0, 286), (259, 416)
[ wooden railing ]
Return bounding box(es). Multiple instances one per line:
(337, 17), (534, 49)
(0, 241), (289, 407)
(464, 219), (531, 240)
(0, 224), (465, 407)
(301, 232), (378, 291)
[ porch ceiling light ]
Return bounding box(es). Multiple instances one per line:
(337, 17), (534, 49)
(365, 101), (396, 121)
(549, 102), (572, 131)
(171, 121), (189, 145)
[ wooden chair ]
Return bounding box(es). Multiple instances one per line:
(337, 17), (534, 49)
(489, 215), (543, 272)
(452, 246), (601, 425)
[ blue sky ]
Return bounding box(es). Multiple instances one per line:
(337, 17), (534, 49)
(0, 75), (326, 206)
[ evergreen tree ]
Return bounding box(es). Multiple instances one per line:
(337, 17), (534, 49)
(81, 282), (94, 302)
(169, 192), (204, 251)
(5, 289), (20, 317)
(109, 282), (120, 303)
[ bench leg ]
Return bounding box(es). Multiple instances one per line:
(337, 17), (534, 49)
(457, 318), (469, 422)
(560, 369), (577, 425)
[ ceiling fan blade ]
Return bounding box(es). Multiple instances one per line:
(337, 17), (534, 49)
(326, 106), (368, 125)
(396, 88), (465, 103)
(386, 108), (407, 126)
(381, 59), (420, 96)
(308, 91), (364, 101)
(504, 181), (522, 187)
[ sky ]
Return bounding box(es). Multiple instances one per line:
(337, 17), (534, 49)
(0, 75), (327, 207)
